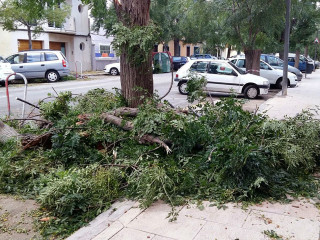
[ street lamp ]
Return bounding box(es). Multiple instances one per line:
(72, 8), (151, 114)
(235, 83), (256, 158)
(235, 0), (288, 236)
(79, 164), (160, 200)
(282, 0), (291, 96)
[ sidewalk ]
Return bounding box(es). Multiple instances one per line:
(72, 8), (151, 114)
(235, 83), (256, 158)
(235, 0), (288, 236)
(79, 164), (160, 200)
(67, 70), (320, 240)
(258, 70), (320, 119)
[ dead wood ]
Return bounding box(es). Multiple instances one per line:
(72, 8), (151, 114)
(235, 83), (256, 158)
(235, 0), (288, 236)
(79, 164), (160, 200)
(0, 120), (21, 143)
(98, 113), (171, 153)
(21, 132), (53, 150)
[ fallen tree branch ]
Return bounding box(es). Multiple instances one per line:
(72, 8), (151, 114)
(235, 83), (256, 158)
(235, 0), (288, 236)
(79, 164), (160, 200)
(0, 120), (21, 143)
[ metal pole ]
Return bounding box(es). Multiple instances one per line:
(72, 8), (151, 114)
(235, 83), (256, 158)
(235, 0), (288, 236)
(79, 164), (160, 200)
(282, 0), (291, 96)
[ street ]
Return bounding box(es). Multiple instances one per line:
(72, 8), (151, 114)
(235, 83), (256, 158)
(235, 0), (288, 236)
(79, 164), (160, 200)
(0, 72), (280, 118)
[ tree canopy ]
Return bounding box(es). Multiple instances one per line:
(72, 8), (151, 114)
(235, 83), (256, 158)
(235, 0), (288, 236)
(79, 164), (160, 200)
(0, 0), (70, 49)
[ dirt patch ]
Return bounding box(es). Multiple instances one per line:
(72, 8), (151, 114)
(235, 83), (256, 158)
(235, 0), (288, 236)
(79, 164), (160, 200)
(0, 195), (40, 240)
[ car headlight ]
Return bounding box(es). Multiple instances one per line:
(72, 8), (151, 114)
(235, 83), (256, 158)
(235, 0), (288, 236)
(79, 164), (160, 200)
(263, 80), (269, 86)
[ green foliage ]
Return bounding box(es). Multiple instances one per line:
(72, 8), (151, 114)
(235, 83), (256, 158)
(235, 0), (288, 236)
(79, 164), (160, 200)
(185, 73), (207, 103)
(111, 23), (160, 66)
(35, 165), (121, 238)
(1, 88), (320, 238)
(0, 0), (70, 43)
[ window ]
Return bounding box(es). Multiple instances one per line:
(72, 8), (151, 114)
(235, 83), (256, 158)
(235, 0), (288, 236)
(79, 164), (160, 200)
(268, 56), (279, 66)
(7, 54), (24, 64)
(45, 53), (59, 61)
(194, 46), (200, 54)
(260, 61), (270, 70)
(80, 42), (85, 51)
(100, 45), (110, 54)
(236, 59), (246, 68)
(208, 63), (233, 75)
(190, 61), (208, 72)
(162, 45), (169, 52)
(78, 4), (83, 13)
(26, 53), (43, 63)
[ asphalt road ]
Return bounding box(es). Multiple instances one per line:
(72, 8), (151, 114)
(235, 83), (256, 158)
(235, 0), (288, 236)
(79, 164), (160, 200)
(0, 73), (280, 118)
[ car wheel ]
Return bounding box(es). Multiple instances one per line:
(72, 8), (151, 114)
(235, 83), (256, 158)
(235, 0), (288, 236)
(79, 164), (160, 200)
(46, 70), (60, 82)
(178, 81), (188, 95)
(110, 68), (119, 76)
(244, 85), (259, 99)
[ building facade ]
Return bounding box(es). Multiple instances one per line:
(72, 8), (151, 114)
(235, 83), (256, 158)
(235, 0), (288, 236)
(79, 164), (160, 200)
(0, 0), (92, 72)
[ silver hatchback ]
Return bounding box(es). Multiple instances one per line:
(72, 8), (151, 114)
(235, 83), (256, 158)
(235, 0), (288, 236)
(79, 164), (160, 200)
(6, 50), (70, 82)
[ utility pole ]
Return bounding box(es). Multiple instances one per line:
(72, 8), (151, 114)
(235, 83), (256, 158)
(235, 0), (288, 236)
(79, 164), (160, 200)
(282, 0), (291, 96)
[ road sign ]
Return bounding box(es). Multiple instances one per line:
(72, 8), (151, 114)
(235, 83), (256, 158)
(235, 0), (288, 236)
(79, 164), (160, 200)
(315, 37), (319, 44)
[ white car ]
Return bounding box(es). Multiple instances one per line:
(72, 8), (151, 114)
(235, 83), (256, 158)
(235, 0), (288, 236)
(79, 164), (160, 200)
(175, 59), (270, 99)
(104, 62), (120, 76)
(230, 57), (298, 88)
(0, 56), (14, 86)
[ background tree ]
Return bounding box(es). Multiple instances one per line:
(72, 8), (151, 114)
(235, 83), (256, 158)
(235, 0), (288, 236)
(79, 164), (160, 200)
(0, 0), (70, 50)
(289, 0), (320, 67)
(214, 0), (285, 75)
(150, 0), (187, 56)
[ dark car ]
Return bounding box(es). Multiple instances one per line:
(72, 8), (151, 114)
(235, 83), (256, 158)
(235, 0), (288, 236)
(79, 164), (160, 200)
(172, 56), (188, 71)
(261, 54), (303, 81)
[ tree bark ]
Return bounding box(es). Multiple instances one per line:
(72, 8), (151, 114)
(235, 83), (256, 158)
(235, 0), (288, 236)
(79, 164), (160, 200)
(304, 46), (309, 57)
(0, 120), (20, 143)
(244, 49), (261, 76)
(114, 0), (153, 107)
(294, 49), (300, 69)
(173, 38), (180, 56)
(27, 26), (32, 50)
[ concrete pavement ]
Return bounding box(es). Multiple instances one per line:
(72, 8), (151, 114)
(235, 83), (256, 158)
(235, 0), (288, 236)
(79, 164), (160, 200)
(258, 70), (320, 119)
(67, 70), (320, 240)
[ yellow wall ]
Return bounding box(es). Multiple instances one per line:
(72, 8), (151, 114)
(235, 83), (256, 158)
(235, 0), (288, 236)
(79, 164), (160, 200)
(157, 40), (201, 57)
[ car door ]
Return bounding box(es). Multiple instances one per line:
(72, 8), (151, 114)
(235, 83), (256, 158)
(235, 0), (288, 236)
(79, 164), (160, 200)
(206, 62), (240, 93)
(24, 52), (46, 79)
(259, 61), (276, 84)
(6, 53), (26, 77)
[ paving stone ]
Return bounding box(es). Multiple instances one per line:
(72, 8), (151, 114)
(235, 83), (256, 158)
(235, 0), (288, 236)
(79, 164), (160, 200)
(249, 200), (320, 221)
(180, 202), (250, 228)
(243, 210), (320, 240)
(67, 200), (136, 240)
(109, 228), (154, 240)
(118, 206), (144, 226)
(152, 235), (177, 240)
(127, 201), (206, 240)
(193, 221), (266, 240)
(93, 221), (123, 240)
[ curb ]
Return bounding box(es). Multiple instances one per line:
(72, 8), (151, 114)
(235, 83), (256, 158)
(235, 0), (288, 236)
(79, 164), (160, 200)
(66, 200), (137, 240)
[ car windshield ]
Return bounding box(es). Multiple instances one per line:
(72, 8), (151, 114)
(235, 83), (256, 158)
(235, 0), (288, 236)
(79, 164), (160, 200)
(0, 56), (8, 63)
(228, 61), (246, 74)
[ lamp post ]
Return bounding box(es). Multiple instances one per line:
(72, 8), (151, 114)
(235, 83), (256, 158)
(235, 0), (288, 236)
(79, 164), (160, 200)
(282, 0), (291, 96)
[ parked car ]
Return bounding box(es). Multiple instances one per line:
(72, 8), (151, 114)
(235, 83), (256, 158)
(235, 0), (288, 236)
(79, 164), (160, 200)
(6, 50), (70, 82)
(0, 56), (14, 86)
(260, 54), (302, 81)
(104, 62), (120, 75)
(190, 54), (217, 60)
(287, 53), (308, 72)
(230, 57), (298, 88)
(172, 56), (188, 71)
(174, 59), (270, 99)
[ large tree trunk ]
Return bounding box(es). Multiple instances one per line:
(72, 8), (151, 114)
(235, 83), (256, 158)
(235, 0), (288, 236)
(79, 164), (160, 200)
(294, 49), (300, 69)
(0, 120), (20, 143)
(173, 38), (180, 56)
(114, 0), (153, 108)
(244, 49), (261, 76)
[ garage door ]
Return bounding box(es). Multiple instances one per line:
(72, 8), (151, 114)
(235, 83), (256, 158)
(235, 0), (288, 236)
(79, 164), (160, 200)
(49, 42), (66, 56)
(18, 40), (43, 51)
